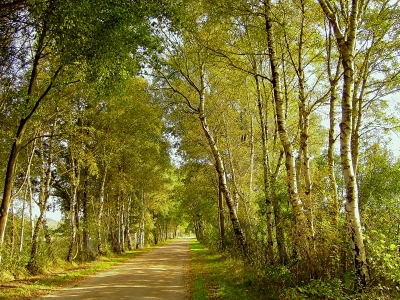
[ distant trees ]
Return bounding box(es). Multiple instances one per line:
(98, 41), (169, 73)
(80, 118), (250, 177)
(1, 0), (400, 297)
(0, 0), (183, 274)
(154, 0), (400, 295)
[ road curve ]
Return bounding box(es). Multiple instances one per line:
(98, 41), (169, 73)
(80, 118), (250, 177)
(35, 237), (190, 300)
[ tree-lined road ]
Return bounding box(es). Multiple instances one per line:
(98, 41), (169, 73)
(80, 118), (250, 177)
(36, 238), (190, 300)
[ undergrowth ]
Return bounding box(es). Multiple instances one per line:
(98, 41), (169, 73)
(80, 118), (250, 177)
(0, 243), (165, 300)
(189, 238), (400, 300)
(189, 238), (264, 299)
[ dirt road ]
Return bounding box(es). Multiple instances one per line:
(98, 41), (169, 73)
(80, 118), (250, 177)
(36, 238), (190, 300)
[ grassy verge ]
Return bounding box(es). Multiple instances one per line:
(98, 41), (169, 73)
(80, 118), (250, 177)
(0, 242), (169, 300)
(188, 240), (400, 300)
(188, 239), (264, 300)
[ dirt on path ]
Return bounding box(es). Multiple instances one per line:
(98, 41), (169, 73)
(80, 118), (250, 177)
(35, 237), (190, 300)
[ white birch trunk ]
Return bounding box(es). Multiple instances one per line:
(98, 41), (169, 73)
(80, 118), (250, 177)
(318, 0), (370, 288)
(198, 63), (248, 258)
(67, 156), (80, 262)
(140, 190), (145, 248)
(254, 72), (275, 264)
(263, 0), (311, 260)
(326, 32), (341, 226)
(97, 162), (107, 255)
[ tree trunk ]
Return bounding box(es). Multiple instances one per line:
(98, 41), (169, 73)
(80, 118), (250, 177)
(249, 113), (255, 209)
(82, 167), (90, 261)
(134, 232), (138, 249)
(0, 67), (61, 262)
(126, 196), (133, 250)
(28, 210), (44, 272)
(326, 28), (341, 227)
(19, 143), (36, 255)
(222, 114), (240, 212)
(97, 162), (107, 256)
(114, 193), (121, 253)
(29, 178), (34, 239)
(140, 190), (145, 248)
(67, 157), (80, 262)
(28, 131), (55, 269)
(318, 0), (370, 288)
(296, 3), (316, 256)
(0, 136), (23, 263)
(10, 200), (15, 257)
(218, 178), (226, 251)
(198, 62), (248, 259)
(263, 0), (311, 261)
(19, 187), (27, 254)
(75, 180), (82, 260)
(340, 55), (369, 290)
(254, 72), (275, 264)
(120, 200), (125, 253)
(273, 194), (288, 265)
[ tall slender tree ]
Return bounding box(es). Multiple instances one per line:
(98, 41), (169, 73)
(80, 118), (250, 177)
(318, 0), (370, 288)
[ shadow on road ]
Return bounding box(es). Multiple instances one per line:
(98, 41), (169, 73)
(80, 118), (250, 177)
(35, 238), (191, 300)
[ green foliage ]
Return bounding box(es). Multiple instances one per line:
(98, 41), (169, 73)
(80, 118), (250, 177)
(46, 0), (179, 81)
(1, 0), (400, 298)
(296, 279), (347, 299)
(190, 238), (269, 299)
(0, 248), (30, 283)
(0, 244), (164, 299)
(366, 230), (400, 287)
(358, 143), (400, 209)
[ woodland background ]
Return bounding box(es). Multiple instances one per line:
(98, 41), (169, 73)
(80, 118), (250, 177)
(1, 0), (400, 298)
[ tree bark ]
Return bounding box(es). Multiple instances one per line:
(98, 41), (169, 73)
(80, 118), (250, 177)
(326, 27), (341, 227)
(218, 178), (226, 251)
(28, 128), (56, 270)
(10, 201), (15, 257)
(97, 162), (107, 256)
(19, 142), (36, 255)
(82, 167), (91, 260)
(296, 1), (316, 256)
(0, 66), (61, 260)
(67, 156), (80, 262)
(113, 193), (122, 253)
(263, 0), (311, 261)
(0, 0), (62, 257)
(249, 113), (255, 209)
(198, 62), (248, 259)
(318, 0), (370, 288)
(120, 200), (125, 253)
(140, 189), (145, 248)
(126, 197), (133, 251)
(254, 72), (275, 264)
(0, 0), (26, 12)
(19, 187), (27, 255)
(159, 37), (249, 259)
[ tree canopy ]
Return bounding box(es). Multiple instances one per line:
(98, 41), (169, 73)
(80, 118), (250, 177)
(1, 0), (400, 297)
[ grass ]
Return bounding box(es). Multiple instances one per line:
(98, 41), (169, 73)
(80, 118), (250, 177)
(188, 239), (400, 300)
(0, 243), (168, 300)
(188, 239), (264, 300)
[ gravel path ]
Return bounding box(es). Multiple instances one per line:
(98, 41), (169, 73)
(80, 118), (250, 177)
(35, 237), (190, 300)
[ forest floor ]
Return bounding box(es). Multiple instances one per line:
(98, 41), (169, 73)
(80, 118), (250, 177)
(0, 238), (190, 300)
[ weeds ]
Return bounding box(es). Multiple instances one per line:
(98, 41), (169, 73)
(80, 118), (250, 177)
(0, 243), (164, 300)
(189, 238), (264, 299)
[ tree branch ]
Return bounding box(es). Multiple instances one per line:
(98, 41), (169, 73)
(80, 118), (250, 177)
(0, 0), (26, 12)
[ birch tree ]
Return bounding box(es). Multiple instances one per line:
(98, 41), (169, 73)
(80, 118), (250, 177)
(0, 0), (179, 260)
(156, 20), (250, 257)
(318, 0), (370, 288)
(261, 0), (313, 262)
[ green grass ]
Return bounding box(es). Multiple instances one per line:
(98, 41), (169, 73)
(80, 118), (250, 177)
(189, 239), (263, 300)
(188, 239), (400, 300)
(0, 243), (167, 300)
